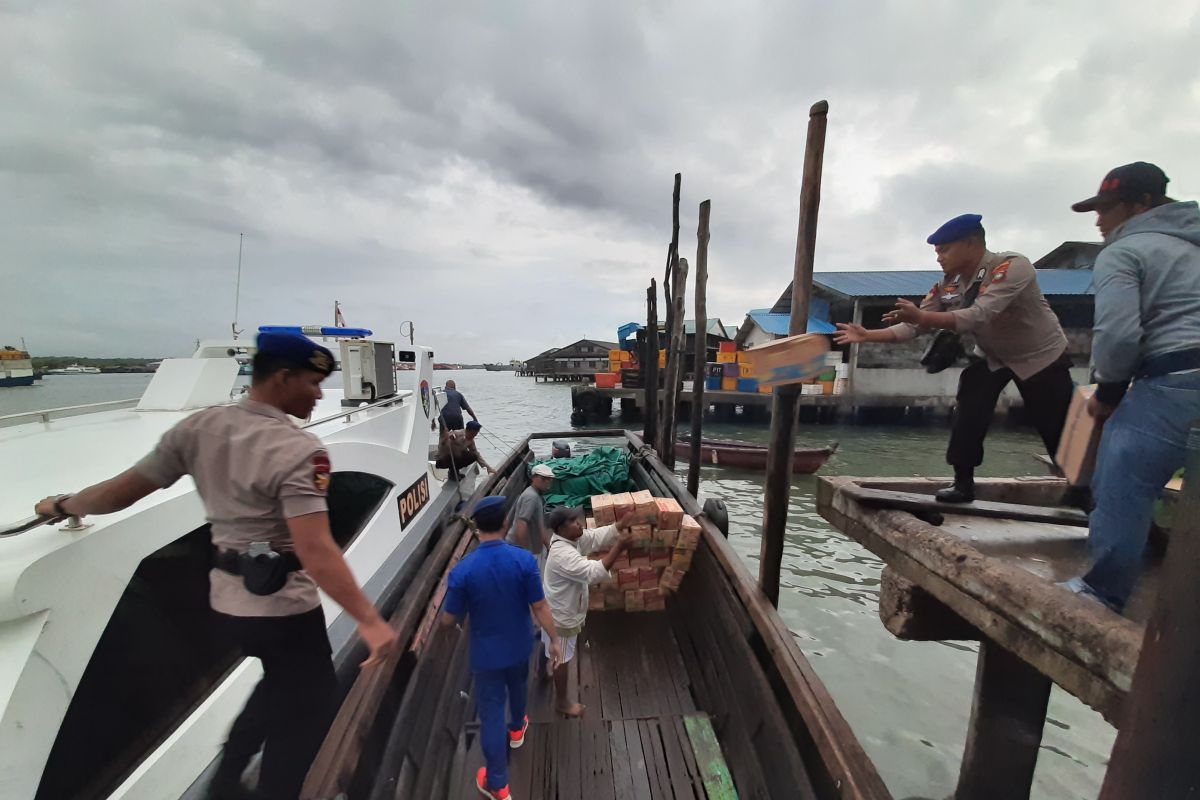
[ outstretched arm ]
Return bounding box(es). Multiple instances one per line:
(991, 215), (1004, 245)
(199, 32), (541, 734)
(35, 468), (160, 518)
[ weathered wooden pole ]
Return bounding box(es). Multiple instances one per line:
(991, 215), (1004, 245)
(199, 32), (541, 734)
(643, 281), (659, 444)
(687, 201), (711, 497)
(1098, 426), (1200, 799)
(759, 100), (828, 607)
(662, 173), (682, 354)
(660, 258), (689, 466)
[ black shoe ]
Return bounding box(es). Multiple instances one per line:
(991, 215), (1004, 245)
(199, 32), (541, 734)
(935, 483), (975, 504)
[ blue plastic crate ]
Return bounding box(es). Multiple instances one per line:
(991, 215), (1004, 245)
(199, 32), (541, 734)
(737, 378), (759, 392)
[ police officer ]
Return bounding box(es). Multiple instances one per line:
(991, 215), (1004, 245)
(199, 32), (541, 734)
(835, 214), (1075, 502)
(35, 331), (398, 800)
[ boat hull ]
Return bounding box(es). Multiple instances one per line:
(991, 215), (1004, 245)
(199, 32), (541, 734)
(674, 436), (835, 473)
(0, 376), (35, 388)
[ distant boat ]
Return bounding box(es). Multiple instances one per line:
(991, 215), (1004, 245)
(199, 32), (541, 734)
(0, 346), (35, 388)
(43, 364), (101, 375)
(483, 363), (515, 372)
(674, 435), (837, 473)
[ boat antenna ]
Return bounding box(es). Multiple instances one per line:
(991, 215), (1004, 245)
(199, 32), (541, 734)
(232, 233), (245, 339)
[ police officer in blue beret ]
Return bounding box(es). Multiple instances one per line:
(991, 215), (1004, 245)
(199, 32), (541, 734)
(836, 214), (1075, 502)
(36, 330), (398, 799)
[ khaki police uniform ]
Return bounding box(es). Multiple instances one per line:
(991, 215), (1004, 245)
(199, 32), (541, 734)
(889, 250), (1075, 469)
(136, 397), (336, 799)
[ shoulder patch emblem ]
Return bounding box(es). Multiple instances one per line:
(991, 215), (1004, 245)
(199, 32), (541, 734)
(313, 452), (331, 494)
(991, 261), (1011, 284)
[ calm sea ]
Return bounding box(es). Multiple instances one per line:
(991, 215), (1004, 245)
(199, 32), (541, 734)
(0, 370), (1112, 799)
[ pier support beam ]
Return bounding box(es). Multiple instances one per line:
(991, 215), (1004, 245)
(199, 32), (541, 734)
(955, 641), (1051, 800)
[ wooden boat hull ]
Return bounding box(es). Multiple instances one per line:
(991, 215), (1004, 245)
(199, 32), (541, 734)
(674, 436), (836, 473)
(302, 431), (888, 800)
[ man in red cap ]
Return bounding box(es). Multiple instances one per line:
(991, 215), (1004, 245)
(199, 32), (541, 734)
(836, 214), (1074, 503)
(1062, 163), (1200, 610)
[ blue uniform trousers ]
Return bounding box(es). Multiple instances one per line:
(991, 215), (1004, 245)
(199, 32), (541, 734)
(474, 659), (529, 790)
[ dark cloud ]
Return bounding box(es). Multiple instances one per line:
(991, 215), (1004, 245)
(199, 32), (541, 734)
(1, 1), (1198, 359)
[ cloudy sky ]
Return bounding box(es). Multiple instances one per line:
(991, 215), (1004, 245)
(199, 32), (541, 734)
(3, 1), (1198, 360)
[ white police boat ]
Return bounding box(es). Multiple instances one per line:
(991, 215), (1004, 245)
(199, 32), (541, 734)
(0, 326), (471, 800)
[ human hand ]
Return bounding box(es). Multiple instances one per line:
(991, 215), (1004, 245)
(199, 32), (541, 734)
(358, 617), (399, 667)
(34, 496), (63, 517)
(616, 529), (634, 549)
(549, 638), (564, 671)
(833, 323), (868, 345)
(885, 298), (923, 326)
(486, 466), (496, 475)
(1087, 395), (1116, 421)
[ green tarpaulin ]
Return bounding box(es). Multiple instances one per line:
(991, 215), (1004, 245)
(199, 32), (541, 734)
(535, 446), (637, 510)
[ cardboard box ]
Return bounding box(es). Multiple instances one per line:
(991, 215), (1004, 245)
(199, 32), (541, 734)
(649, 548), (671, 569)
(642, 587), (666, 611)
(591, 494), (615, 526)
(630, 552), (651, 569)
(611, 492), (634, 520)
(638, 567), (659, 589)
(588, 589), (606, 611)
(744, 333), (831, 388)
(585, 517), (596, 529)
(612, 553), (631, 572)
(660, 566), (684, 591)
(630, 524), (654, 548)
(631, 489), (658, 521)
(656, 497), (685, 530)
(605, 589), (625, 610)
(679, 514), (701, 548)
(617, 568), (639, 589)
(1056, 384), (1103, 486)
(625, 589), (645, 612)
(656, 528), (678, 548)
(671, 548), (694, 570)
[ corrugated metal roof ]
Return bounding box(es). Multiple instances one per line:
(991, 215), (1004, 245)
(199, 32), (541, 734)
(747, 308), (837, 336)
(809, 268), (1095, 299)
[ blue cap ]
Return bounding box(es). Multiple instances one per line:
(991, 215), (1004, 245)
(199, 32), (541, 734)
(256, 331), (335, 375)
(466, 420), (482, 431)
(471, 495), (507, 531)
(926, 214), (983, 245)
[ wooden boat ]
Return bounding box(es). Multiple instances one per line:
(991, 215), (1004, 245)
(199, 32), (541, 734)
(301, 430), (889, 800)
(675, 435), (837, 473)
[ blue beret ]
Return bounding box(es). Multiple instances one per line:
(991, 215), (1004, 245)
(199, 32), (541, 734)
(926, 214), (983, 245)
(466, 420), (482, 431)
(471, 495), (507, 530)
(256, 331), (335, 375)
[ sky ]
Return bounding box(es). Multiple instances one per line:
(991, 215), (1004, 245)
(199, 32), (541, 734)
(2, 1), (1198, 360)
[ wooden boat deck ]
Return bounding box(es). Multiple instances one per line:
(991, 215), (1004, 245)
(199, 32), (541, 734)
(449, 612), (731, 799)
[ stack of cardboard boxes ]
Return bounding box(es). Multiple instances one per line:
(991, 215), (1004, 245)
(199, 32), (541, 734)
(707, 343), (763, 393)
(585, 489), (703, 613)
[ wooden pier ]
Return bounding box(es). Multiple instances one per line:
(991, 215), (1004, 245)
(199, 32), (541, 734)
(816, 474), (1186, 799)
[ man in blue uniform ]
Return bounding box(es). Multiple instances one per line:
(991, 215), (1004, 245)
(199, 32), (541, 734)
(440, 496), (563, 800)
(439, 379), (478, 432)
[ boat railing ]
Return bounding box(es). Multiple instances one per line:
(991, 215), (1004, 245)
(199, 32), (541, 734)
(0, 398), (140, 430)
(303, 391), (411, 429)
(0, 513), (88, 538)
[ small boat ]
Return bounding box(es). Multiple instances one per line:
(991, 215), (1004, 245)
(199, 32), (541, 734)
(302, 430), (888, 799)
(675, 434), (837, 473)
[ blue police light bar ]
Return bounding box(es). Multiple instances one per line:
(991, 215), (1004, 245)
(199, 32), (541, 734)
(258, 325), (373, 339)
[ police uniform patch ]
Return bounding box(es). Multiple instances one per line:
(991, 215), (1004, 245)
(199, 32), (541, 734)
(991, 261), (1011, 284)
(312, 451), (331, 494)
(923, 282), (940, 303)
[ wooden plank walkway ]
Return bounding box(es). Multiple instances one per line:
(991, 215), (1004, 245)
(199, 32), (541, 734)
(451, 613), (729, 799)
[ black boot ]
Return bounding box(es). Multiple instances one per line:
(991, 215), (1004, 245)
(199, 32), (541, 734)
(935, 466), (975, 504)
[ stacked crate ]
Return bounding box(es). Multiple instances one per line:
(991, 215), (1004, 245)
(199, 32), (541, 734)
(715, 342), (738, 391)
(585, 490), (703, 612)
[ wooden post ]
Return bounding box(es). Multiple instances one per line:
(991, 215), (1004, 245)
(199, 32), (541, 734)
(759, 100), (828, 607)
(848, 299), (862, 392)
(662, 173), (683, 376)
(954, 640), (1052, 800)
(688, 200), (711, 497)
(660, 258), (689, 466)
(1099, 426), (1200, 799)
(643, 281), (659, 445)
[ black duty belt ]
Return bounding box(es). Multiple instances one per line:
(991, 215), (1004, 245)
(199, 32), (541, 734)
(213, 547), (302, 576)
(1138, 348), (1200, 379)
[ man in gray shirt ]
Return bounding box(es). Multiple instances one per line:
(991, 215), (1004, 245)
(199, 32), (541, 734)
(506, 463), (556, 564)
